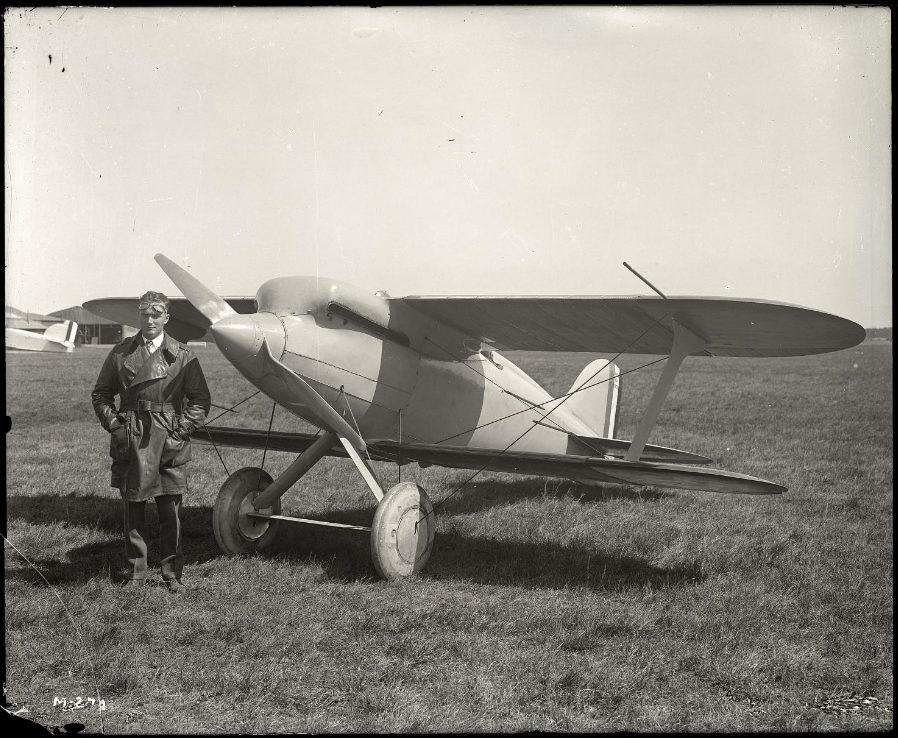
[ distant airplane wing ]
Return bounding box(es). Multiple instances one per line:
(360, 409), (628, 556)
(82, 297), (257, 343)
(397, 295), (866, 356)
(194, 426), (782, 495)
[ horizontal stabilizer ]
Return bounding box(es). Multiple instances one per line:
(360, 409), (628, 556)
(582, 458), (784, 495)
(571, 435), (712, 464)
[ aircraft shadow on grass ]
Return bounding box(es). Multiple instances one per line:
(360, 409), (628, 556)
(6, 489), (699, 591)
(436, 476), (674, 516)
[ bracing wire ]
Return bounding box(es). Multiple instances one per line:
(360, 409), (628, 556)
(209, 402), (240, 414)
(416, 355), (667, 528)
(340, 387), (376, 470)
(197, 390), (262, 477)
(424, 312), (670, 446)
(201, 432), (231, 477)
(423, 335), (569, 435)
(416, 314), (671, 527)
(205, 390), (262, 425)
(258, 402), (277, 488)
(434, 357), (666, 446)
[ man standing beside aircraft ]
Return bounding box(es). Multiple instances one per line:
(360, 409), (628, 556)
(91, 291), (211, 593)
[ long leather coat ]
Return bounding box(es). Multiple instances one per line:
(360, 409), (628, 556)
(92, 333), (211, 501)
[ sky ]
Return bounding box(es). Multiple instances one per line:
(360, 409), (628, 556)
(4, 6), (891, 327)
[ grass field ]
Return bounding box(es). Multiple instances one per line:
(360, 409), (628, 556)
(5, 340), (893, 732)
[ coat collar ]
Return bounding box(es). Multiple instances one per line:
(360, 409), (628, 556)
(159, 332), (182, 360)
(124, 332), (182, 387)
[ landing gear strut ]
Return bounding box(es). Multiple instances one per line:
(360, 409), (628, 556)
(210, 436), (436, 579)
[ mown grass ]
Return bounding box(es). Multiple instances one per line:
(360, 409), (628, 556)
(4, 340), (893, 732)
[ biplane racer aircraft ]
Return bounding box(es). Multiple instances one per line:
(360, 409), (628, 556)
(84, 255), (865, 579)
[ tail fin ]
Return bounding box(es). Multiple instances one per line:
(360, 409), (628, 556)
(44, 320), (78, 343)
(566, 359), (620, 438)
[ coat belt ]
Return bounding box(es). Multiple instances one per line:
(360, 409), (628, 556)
(120, 401), (178, 412)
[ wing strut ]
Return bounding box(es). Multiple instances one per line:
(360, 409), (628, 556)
(336, 389), (386, 502)
(339, 437), (385, 502)
(625, 320), (709, 462)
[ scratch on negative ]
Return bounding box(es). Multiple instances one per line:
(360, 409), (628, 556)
(394, 26), (416, 58)
(441, 120), (480, 142)
(81, 154), (100, 179)
(462, 170), (480, 193)
(50, 122), (74, 155)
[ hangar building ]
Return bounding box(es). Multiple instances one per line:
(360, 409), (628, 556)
(5, 305), (61, 333)
(48, 306), (137, 345)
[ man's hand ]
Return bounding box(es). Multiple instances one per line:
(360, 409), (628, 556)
(107, 415), (124, 432)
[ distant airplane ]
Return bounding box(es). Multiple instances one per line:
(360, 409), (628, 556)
(84, 255), (865, 580)
(5, 320), (78, 353)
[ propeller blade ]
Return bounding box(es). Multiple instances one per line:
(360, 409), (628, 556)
(154, 253), (237, 325)
(154, 254), (365, 450)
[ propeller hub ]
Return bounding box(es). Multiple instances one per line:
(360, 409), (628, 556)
(211, 313), (286, 368)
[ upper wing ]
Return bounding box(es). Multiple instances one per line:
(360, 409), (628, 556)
(194, 426), (783, 495)
(397, 295), (866, 356)
(82, 297), (257, 343)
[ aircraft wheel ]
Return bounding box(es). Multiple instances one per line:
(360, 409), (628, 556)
(370, 482), (435, 580)
(213, 467), (282, 555)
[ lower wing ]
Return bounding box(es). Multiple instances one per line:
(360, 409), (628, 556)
(194, 426), (783, 495)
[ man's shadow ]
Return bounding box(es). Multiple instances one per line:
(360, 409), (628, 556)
(5, 494), (224, 586)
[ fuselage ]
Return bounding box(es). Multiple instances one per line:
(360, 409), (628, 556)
(5, 327), (75, 353)
(213, 276), (598, 454)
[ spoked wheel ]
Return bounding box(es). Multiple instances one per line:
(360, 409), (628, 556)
(370, 482), (436, 580)
(213, 467), (282, 555)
